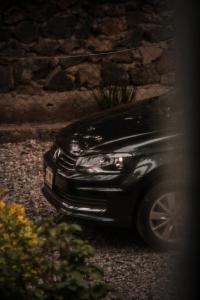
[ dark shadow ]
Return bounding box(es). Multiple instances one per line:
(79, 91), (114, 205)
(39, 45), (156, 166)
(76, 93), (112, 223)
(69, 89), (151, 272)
(54, 212), (154, 253)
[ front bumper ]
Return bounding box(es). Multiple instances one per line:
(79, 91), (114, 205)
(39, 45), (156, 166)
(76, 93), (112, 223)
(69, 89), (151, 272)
(42, 185), (116, 223)
(42, 151), (139, 227)
(42, 181), (136, 227)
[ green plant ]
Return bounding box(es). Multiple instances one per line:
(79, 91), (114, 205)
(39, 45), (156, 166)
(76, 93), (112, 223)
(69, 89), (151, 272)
(0, 188), (8, 198)
(92, 84), (136, 110)
(0, 200), (111, 300)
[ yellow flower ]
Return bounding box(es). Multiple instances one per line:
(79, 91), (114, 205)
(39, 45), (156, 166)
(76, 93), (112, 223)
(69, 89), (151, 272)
(10, 203), (25, 216)
(0, 200), (6, 209)
(0, 200), (41, 249)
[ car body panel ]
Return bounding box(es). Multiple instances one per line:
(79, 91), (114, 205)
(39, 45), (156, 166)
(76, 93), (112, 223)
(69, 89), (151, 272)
(43, 91), (182, 227)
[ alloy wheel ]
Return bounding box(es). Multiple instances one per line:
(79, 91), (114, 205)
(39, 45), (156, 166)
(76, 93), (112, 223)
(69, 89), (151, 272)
(149, 192), (182, 242)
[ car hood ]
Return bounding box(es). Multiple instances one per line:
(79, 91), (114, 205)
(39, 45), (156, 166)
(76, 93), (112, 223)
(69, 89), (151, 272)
(56, 95), (181, 155)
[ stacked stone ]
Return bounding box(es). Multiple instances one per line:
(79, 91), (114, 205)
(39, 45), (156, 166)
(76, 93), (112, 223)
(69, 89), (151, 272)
(0, 0), (175, 123)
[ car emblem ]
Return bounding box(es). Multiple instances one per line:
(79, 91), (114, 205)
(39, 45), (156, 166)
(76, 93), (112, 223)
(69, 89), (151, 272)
(86, 126), (95, 132)
(70, 140), (81, 155)
(53, 148), (61, 161)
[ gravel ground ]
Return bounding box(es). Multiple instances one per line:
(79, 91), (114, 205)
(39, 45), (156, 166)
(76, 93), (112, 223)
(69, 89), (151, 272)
(0, 140), (178, 300)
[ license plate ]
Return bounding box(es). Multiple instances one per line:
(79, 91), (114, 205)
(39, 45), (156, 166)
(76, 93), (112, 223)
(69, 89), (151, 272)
(45, 167), (53, 189)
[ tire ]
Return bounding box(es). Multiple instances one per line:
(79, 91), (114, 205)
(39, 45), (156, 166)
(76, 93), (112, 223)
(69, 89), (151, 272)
(136, 181), (181, 250)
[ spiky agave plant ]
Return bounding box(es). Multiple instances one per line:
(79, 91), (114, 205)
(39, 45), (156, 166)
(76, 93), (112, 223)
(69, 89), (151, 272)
(92, 84), (137, 110)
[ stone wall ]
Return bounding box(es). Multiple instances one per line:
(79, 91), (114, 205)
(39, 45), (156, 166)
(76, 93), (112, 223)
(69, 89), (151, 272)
(0, 0), (175, 124)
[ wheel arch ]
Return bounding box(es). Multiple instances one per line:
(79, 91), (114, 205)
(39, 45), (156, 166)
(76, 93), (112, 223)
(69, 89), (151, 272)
(131, 164), (180, 221)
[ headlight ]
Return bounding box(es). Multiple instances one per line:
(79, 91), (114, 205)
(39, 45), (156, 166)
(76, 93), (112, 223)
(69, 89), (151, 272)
(76, 153), (132, 174)
(49, 144), (61, 162)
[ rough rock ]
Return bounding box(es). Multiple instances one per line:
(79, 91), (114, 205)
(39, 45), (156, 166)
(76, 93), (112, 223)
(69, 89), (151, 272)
(101, 62), (129, 85)
(127, 9), (163, 28)
(130, 64), (160, 85)
(0, 42), (6, 50)
(0, 27), (11, 42)
(33, 39), (60, 56)
(64, 64), (81, 77)
(4, 7), (26, 24)
(44, 15), (76, 39)
(0, 40), (25, 57)
(0, 64), (14, 92)
(15, 82), (42, 95)
(93, 17), (127, 36)
(87, 37), (113, 53)
(77, 64), (101, 88)
(14, 61), (32, 84)
(46, 67), (74, 91)
(74, 18), (91, 39)
(105, 51), (133, 64)
(19, 1), (58, 22)
(14, 59), (54, 84)
(139, 45), (163, 65)
(59, 57), (86, 70)
(136, 83), (172, 101)
(118, 27), (144, 48)
(31, 59), (55, 81)
(144, 25), (174, 42)
(0, 0), (175, 126)
(126, 11), (143, 29)
(125, 0), (145, 11)
(156, 51), (174, 74)
(60, 39), (84, 54)
(14, 21), (39, 43)
(90, 3), (125, 18)
(57, 0), (79, 10)
(131, 49), (142, 61)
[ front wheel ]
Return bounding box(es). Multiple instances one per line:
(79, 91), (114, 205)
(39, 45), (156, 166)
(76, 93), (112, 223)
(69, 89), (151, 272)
(136, 182), (183, 250)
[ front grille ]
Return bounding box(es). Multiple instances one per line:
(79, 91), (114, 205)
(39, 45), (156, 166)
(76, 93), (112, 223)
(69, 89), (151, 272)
(57, 152), (77, 173)
(56, 189), (107, 211)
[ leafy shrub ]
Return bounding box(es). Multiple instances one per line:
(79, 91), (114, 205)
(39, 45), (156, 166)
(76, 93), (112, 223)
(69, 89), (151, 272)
(92, 84), (136, 110)
(0, 200), (110, 300)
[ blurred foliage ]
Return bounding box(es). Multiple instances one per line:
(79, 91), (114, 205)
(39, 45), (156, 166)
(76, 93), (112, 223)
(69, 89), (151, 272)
(0, 188), (8, 198)
(0, 200), (111, 300)
(92, 84), (136, 110)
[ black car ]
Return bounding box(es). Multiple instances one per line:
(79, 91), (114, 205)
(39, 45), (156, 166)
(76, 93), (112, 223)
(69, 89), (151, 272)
(43, 91), (184, 249)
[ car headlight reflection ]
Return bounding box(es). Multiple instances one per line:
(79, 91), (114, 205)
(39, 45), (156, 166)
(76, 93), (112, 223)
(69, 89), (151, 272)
(76, 153), (132, 174)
